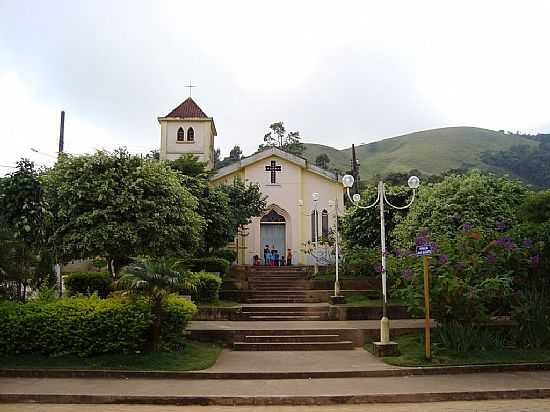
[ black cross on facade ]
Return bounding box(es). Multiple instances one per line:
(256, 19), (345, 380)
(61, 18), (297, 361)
(265, 160), (282, 184)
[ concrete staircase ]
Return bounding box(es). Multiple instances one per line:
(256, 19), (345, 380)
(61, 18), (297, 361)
(233, 330), (354, 351)
(241, 305), (329, 321)
(246, 267), (322, 303)
(232, 266), (354, 351)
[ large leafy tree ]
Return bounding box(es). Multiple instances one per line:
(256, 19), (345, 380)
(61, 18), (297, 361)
(259, 122), (305, 156)
(42, 149), (204, 275)
(393, 171), (528, 247)
(220, 176), (267, 230)
(314, 153), (331, 170)
(168, 155), (266, 253)
(0, 159), (53, 300)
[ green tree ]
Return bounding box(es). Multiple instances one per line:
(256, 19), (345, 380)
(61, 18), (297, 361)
(215, 145), (244, 169)
(519, 190), (550, 224)
(115, 257), (195, 351)
(314, 153), (331, 170)
(259, 122), (305, 156)
(220, 176), (267, 230)
(393, 171), (528, 247)
(0, 159), (52, 300)
(42, 149), (204, 275)
(169, 154), (213, 179)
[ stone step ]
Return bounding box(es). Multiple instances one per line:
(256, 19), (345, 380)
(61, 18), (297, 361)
(245, 315), (323, 321)
(249, 290), (309, 294)
(243, 334), (340, 343)
(247, 298), (322, 303)
(241, 306), (328, 313)
(233, 341), (354, 351)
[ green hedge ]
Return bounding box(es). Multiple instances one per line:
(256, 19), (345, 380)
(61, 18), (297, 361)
(65, 271), (112, 298)
(160, 294), (197, 346)
(190, 272), (222, 304)
(189, 257), (230, 276)
(0, 295), (197, 357)
(212, 249), (237, 264)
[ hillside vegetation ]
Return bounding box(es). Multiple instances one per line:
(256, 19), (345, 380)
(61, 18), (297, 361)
(302, 126), (540, 181)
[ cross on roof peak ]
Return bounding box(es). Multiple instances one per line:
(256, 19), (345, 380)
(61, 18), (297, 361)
(186, 82), (196, 97)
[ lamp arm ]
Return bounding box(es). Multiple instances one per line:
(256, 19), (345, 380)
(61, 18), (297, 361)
(346, 187), (380, 209)
(383, 187), (416, 210)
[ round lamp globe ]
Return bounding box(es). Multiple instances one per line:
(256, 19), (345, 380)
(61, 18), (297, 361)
(408, 175), (420, 189)
(342, 174), (355, 188)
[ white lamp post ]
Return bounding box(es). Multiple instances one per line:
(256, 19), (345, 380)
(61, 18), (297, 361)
(328, 199), (341, 298)
(342, 174), (419, 346)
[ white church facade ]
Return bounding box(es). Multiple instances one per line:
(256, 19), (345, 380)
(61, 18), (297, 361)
(159, 97), (344, 265)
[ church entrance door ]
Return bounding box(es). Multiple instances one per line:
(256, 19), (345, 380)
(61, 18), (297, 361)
(260, 210), (286, 260)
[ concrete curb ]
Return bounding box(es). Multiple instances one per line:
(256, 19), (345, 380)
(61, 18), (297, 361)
(2, 389), (550, 405)
(2, 362), (550, 380)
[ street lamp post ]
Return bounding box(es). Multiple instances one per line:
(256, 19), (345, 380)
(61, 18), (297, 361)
(328, 199), (341, 298)
(342, 174), (420, 347)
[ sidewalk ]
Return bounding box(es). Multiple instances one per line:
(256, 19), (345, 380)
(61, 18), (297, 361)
(2, 371), (550, 405)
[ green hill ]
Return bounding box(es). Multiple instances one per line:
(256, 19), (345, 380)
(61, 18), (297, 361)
(302, 126), (539, 180)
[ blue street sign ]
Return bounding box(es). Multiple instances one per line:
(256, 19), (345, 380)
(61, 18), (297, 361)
(416, 244), (432, 256)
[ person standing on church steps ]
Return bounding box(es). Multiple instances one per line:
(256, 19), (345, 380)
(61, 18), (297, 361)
(263, 245), (270, 266)
(287, 249), (293, 266)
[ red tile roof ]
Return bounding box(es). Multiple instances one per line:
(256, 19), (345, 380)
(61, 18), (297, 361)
(165, 97), (208, 118)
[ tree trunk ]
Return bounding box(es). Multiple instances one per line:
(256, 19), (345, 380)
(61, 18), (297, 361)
(107, 258), (115, 278)
(151, 299), (163, 352)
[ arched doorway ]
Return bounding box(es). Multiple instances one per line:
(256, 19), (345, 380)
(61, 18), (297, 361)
(260, 209), (286, 257)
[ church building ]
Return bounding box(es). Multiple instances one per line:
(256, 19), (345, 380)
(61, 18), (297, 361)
(159, 97), (344, 265)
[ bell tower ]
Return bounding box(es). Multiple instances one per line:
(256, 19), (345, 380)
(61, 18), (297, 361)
(158, 97), (217, 169)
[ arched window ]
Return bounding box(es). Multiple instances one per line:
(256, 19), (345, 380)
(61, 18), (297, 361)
(322, 209), (329, 238)
(177, 127), (185, 141)
(311, 211), (318, 242)
(187, 127), (195, 142)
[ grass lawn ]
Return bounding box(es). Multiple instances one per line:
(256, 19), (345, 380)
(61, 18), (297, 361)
(0, 340), (223, 371)
(376, 334), (550, 367)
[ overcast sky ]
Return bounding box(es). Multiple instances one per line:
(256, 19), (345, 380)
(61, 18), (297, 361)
(1, 0), (549, 172)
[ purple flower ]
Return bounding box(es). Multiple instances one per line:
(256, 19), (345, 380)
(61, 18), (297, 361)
(403, 268), (413, 279)
(416, 236), (428, 246)
(496, 221), (507, 231)
(438, 254), (449, 264)
(531, 255), (540, 265)
(522, 239), (533, 247)
(463, 223), (473, 231)
(395, 249), (402, 258)
(485, 253), (497, 264)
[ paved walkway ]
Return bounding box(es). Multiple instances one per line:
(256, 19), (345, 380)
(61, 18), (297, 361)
(205, 348), (395, 372)
(188, 319), (429, 330)
(2, 371), (550, 398)
(2, 399), (550, 411)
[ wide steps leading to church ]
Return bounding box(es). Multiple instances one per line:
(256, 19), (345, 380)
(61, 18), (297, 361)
(233, 330), (353, 351)
(241, 305), (329, 321)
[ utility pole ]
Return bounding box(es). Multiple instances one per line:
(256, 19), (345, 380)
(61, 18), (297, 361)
(58, 110), (65, 155)
(56, 110), (65, 296)
(351, 144), (360, 195)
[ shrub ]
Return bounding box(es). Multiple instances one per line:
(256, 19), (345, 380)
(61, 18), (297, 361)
(65, 271), (112, 298)
(189, 272), (222, 304)
(0, 296), (152, 356)
(160, 294), (197, 348)
(342, 246), (381, 277)
(188, 257), (230, 277)
(212, 249), (237, 264)
(435, 321), (506, 353)
(0, 294), (197, 357)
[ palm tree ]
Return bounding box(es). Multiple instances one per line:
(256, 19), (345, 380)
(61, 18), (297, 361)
(115, 257), (195, 352)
